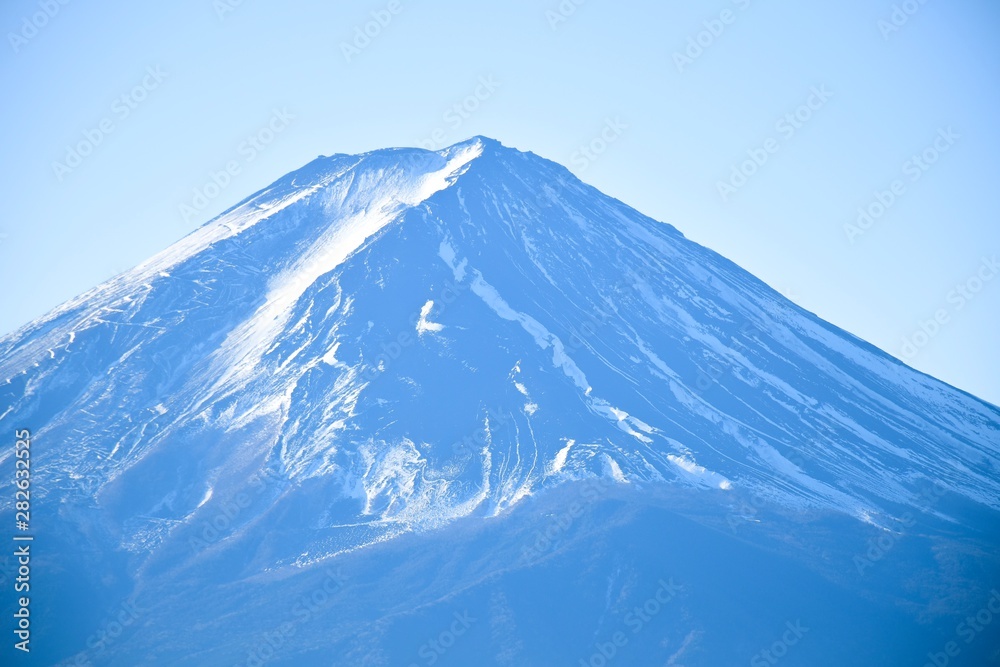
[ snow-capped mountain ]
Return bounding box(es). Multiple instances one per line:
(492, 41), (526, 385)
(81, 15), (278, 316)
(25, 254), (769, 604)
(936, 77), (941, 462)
(1, 137), (998, 666)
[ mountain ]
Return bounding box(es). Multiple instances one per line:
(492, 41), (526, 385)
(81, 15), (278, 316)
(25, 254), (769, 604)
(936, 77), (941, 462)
(1, 136), (998, 666)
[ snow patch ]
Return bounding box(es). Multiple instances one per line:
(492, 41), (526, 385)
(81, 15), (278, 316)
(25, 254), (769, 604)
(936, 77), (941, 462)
(552, 440), (575, 473)
(416, 300), (444, 334)
(438, 240), (468, 281)
(470, 272), (591, 392)
(196, 487), (214, 508)
(667, 454), (732, 490)
(322, 341), (341, 366)
(602, 454), (627, 483)
(209, 143), (483, 393)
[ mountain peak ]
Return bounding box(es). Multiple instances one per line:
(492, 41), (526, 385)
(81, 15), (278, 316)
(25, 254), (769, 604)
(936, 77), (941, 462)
(2, 136), (999, 664)
(5, 135), (997, 528)
(448, 134), (501, 150)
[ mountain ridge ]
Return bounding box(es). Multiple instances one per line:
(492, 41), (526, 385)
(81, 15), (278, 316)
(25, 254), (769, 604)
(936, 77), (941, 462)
(1, 135), (998, 665)
(3, 136), (998, 524)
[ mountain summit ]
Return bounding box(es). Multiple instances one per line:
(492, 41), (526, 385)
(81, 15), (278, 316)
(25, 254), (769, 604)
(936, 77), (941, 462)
(2, 137), (998, 666)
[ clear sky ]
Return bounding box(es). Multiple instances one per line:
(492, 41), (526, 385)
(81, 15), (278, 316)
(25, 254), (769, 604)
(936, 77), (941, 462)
(2, 0), (998, 405)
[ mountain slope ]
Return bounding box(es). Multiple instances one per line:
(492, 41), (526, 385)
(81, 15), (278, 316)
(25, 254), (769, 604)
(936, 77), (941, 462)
(1, 137), (998, 666)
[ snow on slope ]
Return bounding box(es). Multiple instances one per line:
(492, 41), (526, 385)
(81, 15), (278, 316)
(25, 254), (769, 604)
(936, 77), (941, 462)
(0, 137), (998, 574)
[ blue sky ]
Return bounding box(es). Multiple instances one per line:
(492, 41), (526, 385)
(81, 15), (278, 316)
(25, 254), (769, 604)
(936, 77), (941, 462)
(2, 0), (998, 404)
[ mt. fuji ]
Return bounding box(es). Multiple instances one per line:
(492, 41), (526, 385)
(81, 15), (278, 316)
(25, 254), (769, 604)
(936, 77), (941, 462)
(1, 137), (998, 666)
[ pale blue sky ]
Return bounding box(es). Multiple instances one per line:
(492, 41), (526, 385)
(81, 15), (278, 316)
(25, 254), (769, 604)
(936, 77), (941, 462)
(2, 0), (998, 404)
